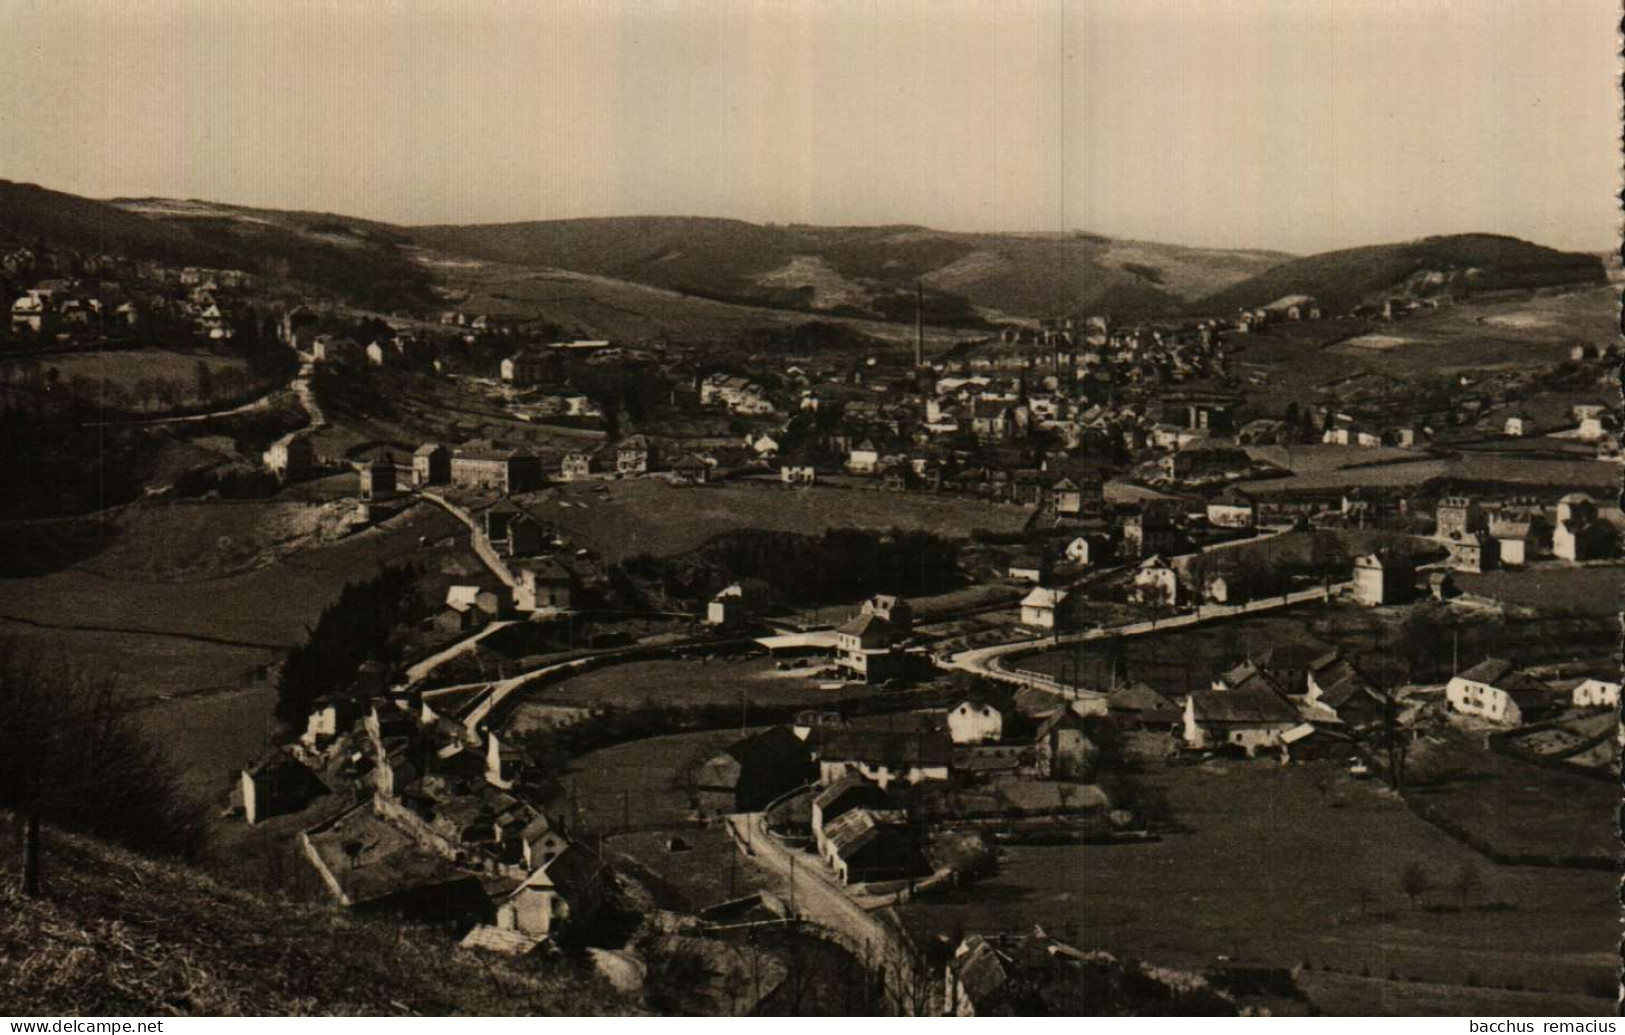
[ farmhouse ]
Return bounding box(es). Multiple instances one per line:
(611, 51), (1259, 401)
(1133, 555), (1182, 608)
(513, 558), (573, 613)
(1031, 710), (1098, 780)
(1445, 658), (1554, 726)
(1161, 442), (1250, 481)
(815, 729), (952, 788)
(821, 807), (926, 885)
(693, 726), (817, 815)
(1019, 586), (1078, 632)
(1122, 507), (1183, 559)
(1571, 678), (1620, 710)
(1007, 554), (1051, 584)
(811, 776), (893, 858)
(1182, 690), (1301, 755)
(615, 435), (655, 475)
(1435, 496), (1486, 538)
(671, 454), (710, 485)
(359, 458), (397, 500)
(493, 845), (608, 942)
(560, 448), (603, 481)
(1206, 487), (1256, 529)
(239, 751), (322, 825)
(1441, 530), (1498, 573)
(264, 436), (317, 480)
(451, 446), (544, 493)
(946, 689), (1007, 745)
(1106, 681), (1179, 726)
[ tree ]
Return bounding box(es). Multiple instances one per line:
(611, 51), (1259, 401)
(1452, 862), (1483, 910)
(1400, 862), (1431, 910)
(0, 645), (208, 885)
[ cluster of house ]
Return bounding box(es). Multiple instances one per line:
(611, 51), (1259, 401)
(238, 659), (609, 953)
(1427, 492), (1615, 572)
(694, 677), (1102, 891)
(1151, 636), (1621, 758)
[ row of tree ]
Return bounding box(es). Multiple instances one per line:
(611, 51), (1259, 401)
(274, 564), (425, 725)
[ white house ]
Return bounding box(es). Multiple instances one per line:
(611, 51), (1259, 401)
(1019, 586), (1074, 631)
(1181, 690), (1301, 755)
(1063, 536), (1092, 566)
(847, 441), (880, 473)
(1445, 658), (1553, 727)
(1205, 488), (1255, 529)
(1133, 555), (1181, 608)
(946, 692), (1005, 744)
(1571, 678), (1620, 710)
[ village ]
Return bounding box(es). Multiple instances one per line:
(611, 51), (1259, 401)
(1, 193), (1620, 1019)
(22, 261), (1591, 1014)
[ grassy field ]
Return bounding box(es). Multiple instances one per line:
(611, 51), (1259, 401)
(0, 503), (463, 650)
(564, 728), (750, 833)
(22, 348), (248, 385)
(1014, 599), (1618, 699)
(139, 687), (280, 798)
(607, 825), (774, 914)
(0, 621), (276, 704)
(523, 478), (1029, 562)
(542, 656), (865, 711)
(1453, 564), (1624, 617)
(1404, 733), (1618, 863)
(896, 761), (1616, 1011)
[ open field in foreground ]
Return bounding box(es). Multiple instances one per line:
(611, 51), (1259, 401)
(896, 760), (1615, 1012)
(524, 478), (1030, 562)
(564, 728), (752, 834)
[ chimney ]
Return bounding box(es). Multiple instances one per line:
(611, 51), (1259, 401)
(914, 280), (924, 368)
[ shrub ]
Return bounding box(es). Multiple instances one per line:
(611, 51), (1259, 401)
(0, 645), (208, 860)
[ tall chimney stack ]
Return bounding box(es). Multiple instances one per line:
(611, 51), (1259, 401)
(914, 280), (924, 368)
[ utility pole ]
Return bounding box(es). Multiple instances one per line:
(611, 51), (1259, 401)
(790, 852), (797, 915)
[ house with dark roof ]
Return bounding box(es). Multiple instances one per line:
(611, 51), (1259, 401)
(1304, 650), (1384, 726)
(239, 750), (324, 825)
(1106, 681), (1180, 726)
(811, 775), (894, 857)
(493, 844), (608, 941)
(1181, 689), (1302, 755)
(815, 729), (952, 789)
(1032, 710), (1099, 780)
(1445, 658), (1554, 726)
(513, 558), (573, 613)
(821, 807), (926, 885)
(693, 726), (817, 815)
(834, 612), (906, 682)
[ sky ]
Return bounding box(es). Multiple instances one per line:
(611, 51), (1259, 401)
(0, 0), (1616, 254)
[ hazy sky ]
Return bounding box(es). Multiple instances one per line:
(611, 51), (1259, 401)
(0, 0), (1616, 253)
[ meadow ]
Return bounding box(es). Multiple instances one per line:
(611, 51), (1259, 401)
(540, 655), (865, 711)
(1453, 564), (1624, 617)
(524, 478), (1030, 562)
(895, 760), (1616, 1011)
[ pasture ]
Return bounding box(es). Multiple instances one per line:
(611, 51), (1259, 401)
(523, 478), (1029, 562)
(895, 761), (1616, 1011)
(563, 727), (748, 833)
(1453, 564), (1624, 617)
(540, 655), (865, 711)
(1403, 734), (1618, 863)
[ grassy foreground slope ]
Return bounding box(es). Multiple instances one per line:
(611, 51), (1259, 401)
(0, 815), (632, 1016)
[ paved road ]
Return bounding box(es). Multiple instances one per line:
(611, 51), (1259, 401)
(401, 620), (517, 686)
(940, 581), (1351, 695)
(724, 813), (898, 962)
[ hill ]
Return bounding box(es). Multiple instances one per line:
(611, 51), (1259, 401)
(1190, 233), (1607, 316)
(410, 217), (1289, 322)
(0, 815), (633, 1016)
(0, 182), (433, 310)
